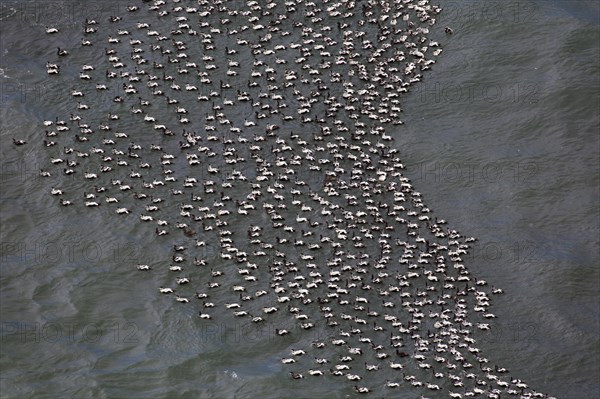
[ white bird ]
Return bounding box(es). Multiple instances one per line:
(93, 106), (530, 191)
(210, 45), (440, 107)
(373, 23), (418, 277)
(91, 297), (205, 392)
(390, 362), (403, 369)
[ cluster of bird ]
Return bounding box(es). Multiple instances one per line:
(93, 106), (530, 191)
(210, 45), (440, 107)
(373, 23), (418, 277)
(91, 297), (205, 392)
(17, 0), (555, 397)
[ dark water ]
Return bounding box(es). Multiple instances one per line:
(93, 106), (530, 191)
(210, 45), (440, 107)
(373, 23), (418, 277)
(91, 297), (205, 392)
(0, 1), (598, 398)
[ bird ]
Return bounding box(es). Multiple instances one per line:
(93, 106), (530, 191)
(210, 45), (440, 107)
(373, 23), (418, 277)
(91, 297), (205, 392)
(386, 380), (400, 388)
(353, 386), (370, 394)
(32, 3), (545, 397)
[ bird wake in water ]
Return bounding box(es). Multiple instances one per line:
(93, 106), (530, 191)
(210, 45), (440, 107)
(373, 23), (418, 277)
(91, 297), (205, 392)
(33, 0), (553, 397)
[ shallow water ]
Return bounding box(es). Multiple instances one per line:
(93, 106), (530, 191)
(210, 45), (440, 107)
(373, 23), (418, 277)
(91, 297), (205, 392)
(0, 1), (598, 398)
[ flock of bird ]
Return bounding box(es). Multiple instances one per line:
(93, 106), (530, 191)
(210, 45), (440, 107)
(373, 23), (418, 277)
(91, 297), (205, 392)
(15, 0), (554, 397)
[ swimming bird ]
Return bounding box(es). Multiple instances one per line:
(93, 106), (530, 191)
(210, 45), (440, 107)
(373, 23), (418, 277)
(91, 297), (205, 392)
(35, 3), (545, 397)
